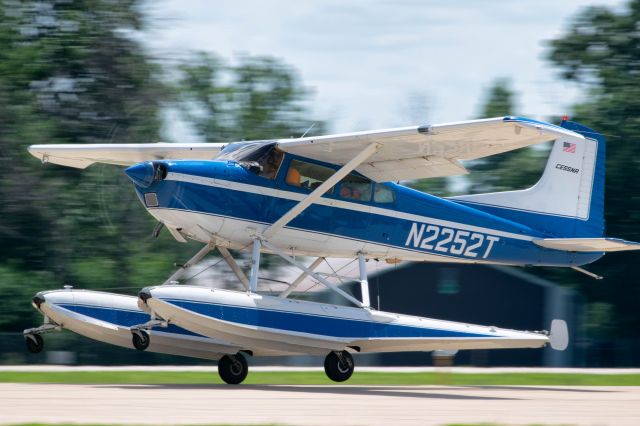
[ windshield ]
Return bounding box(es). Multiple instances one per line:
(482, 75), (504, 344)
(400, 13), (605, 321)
(216, 141), (283, 180)
(216, 141), (276, 162)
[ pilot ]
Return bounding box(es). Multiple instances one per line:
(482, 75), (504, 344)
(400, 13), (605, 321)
(286, 165), (301, 187)
(340, 183), (361, 200)
(261, 149), (284, 180)
(340, 186), (352, 199)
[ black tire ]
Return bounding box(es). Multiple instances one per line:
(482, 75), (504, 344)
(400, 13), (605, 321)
(218, 353), (248, 385)
(25, 334), (44, 354)
(324, 350), (354, 382)
(132, 330), (150, 351)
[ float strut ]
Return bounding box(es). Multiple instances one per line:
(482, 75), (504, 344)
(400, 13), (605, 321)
(261, 240), (364, 307)
(358, 252), (371, 308)
(249, 239), (261, 293)
(279, 257), (324, 298)
(162, 242), (215, 285)
(217, 246), (250, 290)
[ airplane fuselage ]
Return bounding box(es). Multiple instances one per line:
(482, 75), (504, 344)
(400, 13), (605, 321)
(130, 154), (602, 267)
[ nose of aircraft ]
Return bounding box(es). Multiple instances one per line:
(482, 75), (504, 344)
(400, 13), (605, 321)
(124, 161), (156, 188)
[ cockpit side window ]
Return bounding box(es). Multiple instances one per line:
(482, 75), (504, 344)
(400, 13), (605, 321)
(373, 183), (396, 203)
(285, 159), (335, 193)
(338, 173), (372, 202)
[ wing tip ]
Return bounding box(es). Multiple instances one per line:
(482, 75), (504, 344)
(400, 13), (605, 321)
(503, 116), (585, 139)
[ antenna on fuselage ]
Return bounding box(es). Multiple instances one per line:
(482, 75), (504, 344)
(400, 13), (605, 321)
(300, 122), (317, 138)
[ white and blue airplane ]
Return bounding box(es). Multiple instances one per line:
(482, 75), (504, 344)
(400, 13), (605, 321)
(24, 116), (638, 384)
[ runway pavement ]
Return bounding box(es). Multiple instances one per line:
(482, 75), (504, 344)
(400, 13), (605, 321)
(2, 383), (640, 425)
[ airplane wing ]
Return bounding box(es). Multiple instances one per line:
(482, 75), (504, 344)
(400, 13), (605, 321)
(28, 117), (581, 181)
(28, 142), (226, 169)
(276, 116), (584, 182)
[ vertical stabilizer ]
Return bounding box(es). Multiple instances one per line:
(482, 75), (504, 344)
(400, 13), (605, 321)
(451, 121), (605, 238)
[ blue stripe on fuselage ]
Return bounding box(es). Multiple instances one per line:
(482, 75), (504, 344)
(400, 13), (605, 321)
(135, 158), (601, 266)
(453, 200), (594, 238)
(160, 297), (495, 339)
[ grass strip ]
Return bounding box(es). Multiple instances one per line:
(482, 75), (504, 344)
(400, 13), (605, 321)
(1, 371), (639, 386)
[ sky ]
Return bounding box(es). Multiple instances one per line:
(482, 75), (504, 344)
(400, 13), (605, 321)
(141, 0), (625, 141)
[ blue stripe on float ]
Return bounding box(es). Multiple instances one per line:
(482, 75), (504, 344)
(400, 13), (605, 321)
(161, 298), (495, 339)
(58, 304), (202, 337)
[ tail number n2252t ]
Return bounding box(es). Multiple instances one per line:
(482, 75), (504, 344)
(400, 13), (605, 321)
(404, 223), (500, 259)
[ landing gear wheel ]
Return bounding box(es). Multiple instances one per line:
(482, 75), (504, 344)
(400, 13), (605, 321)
(218, 353), (248, 385)
(132, 330), (150, 351)
(324, 350), (354, 382)
(25, 334), (44, 354)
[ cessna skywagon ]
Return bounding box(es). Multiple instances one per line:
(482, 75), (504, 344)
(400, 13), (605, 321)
(24, 116), (638, 384)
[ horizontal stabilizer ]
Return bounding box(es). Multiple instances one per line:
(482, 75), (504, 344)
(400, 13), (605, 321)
(534, 237), (640, 252)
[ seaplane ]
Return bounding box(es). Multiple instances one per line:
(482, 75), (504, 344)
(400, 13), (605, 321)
(23, 116), (639, 384)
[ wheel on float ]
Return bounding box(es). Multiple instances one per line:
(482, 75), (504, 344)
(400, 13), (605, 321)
(218, 353), (248, 385)
(25, 334), (44, 354)
(324, 350), (354, 382)
(132, 330), (150, 351)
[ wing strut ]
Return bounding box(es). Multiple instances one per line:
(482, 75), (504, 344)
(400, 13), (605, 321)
(278, 257), (325, 298)
(262, 142), (381, 239)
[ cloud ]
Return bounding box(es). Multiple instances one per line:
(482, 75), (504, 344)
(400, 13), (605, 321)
(143, 0), (625, 138)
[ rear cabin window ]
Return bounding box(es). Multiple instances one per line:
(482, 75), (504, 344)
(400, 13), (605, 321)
(286, 159), (335, 192)
(338, 174), (372, 202)
(373, 184), (396, 203)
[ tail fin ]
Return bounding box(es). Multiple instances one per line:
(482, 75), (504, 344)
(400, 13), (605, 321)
(452, 120), (605, 238)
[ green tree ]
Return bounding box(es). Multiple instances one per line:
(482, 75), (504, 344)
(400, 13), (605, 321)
(178, 53), (327, 142)
(480, 78), (515, 118)
(547, 0), (640, 339)
(0, 0), (169, 330)
(0, 3), (331, 333)
(466, 79), (549, 193)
